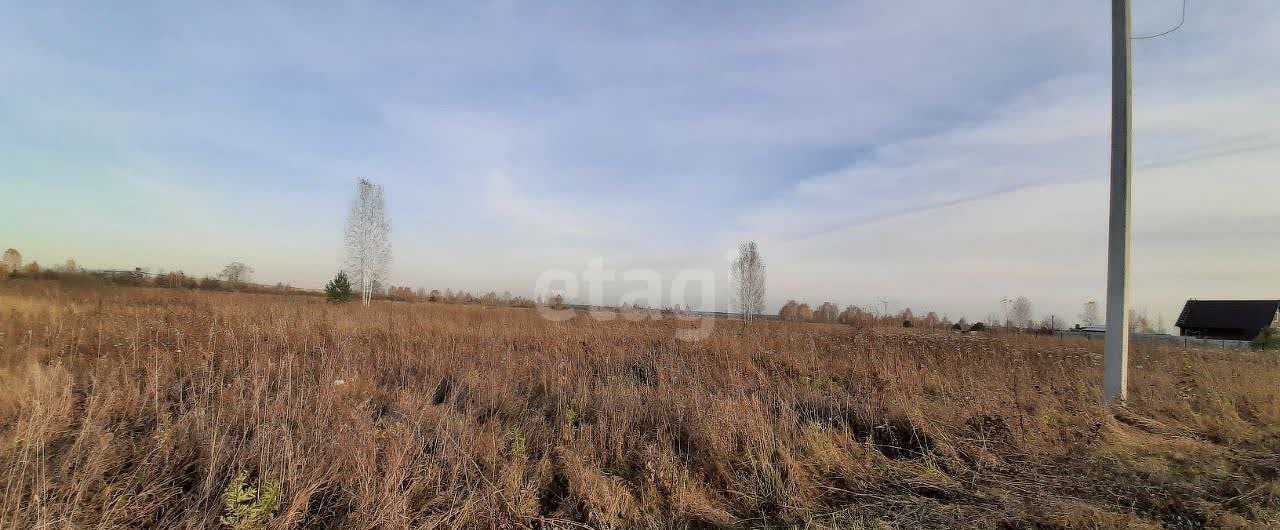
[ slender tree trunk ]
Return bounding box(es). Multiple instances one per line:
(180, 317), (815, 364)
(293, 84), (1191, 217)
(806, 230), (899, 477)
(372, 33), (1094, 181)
(364, 268), (373, 306)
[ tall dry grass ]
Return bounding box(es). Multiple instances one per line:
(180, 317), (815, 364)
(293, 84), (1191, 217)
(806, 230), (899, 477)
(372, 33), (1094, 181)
(1, 279), (1278, 529)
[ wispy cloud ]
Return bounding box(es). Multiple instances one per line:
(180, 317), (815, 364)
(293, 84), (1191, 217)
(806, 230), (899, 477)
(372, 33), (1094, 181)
(483, 170), (594, 238)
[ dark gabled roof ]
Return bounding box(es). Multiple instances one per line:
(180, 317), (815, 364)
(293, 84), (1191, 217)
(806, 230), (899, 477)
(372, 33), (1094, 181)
(1176, 300), (1280, 330)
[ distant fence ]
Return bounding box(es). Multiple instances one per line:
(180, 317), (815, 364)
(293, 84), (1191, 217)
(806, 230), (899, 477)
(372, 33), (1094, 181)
(93, 269), (154, 281)
(564, 305), (783, 321)
(1056, 330), (1251, 350)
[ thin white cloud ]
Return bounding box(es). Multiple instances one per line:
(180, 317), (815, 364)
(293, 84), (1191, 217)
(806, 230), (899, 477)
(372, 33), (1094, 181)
(2, 1), (1278, 318)
(483, 170), (594, 239)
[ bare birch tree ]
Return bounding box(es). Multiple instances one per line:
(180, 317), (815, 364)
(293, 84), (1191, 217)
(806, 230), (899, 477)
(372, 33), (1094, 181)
(731, 241), (766, 322)
(219, 261), (253, 289)
(343, 178), (392, 306)
(1009, 296), (1033, 330)
(815, 302), (840, 323)
(1079, 300), (1100, 327)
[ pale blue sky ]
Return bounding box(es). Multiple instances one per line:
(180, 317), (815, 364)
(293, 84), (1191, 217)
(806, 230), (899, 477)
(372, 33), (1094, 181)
(3, 2), (1278, 324)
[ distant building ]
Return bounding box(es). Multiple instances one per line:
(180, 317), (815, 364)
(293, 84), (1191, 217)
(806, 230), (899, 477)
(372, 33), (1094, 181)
(1176, 300), (1280, 341)
(94, 267), (152, 282)
(1078, 325), (1107, 335)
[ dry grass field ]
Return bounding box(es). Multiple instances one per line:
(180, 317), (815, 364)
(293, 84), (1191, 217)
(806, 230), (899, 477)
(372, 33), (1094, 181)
(2, 279), (1279, 529)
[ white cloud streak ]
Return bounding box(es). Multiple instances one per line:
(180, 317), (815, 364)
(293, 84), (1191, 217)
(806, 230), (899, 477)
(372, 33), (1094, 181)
(1, 2), (1277, 322)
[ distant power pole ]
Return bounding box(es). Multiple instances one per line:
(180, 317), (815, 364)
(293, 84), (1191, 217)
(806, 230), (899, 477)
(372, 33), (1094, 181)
(1104, 0), (1132, 402)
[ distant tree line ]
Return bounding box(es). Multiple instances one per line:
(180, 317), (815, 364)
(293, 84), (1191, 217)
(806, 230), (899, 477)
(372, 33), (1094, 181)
(321, 269), (537, 308)
(1, 250), (298, 295)
(405, 287), (537, 308)
(2, 248), (542, 310)
(777, 300), (954, 329)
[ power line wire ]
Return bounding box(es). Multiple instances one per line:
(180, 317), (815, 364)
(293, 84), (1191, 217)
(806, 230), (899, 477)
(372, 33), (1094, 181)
(781, 135), (1280, 242)
(1132, 0), (1187, 40)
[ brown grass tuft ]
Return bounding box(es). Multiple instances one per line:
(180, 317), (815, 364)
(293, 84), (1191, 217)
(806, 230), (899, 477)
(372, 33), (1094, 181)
(2, 279), (1279, 528)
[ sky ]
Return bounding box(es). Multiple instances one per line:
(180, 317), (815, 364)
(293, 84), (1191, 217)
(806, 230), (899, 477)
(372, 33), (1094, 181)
(2, 1), (1278, 325)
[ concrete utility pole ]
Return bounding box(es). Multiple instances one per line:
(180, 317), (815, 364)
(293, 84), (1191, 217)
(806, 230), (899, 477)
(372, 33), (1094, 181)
(1104, 0), (1132, 402)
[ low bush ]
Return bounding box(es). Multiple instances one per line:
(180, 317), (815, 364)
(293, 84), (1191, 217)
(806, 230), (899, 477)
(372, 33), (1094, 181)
(1252, 328), (1280, 350)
